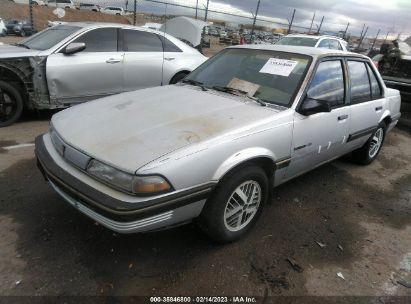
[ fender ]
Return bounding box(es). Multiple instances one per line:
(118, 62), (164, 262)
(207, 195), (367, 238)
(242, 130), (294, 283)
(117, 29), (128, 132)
(212, 147), (276, 181)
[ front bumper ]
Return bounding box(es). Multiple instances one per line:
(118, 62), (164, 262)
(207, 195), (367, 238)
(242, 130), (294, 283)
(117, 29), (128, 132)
(35, 134), (214, 233)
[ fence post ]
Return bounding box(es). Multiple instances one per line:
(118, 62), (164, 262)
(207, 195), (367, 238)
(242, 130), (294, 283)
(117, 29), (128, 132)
(133, 0), (137, 25)
(317, 16), (324, 33)
(308, 11), (315, 33)
(251, 0), (261, 39)
(370, 29), (380, 50)
(343, 22), (350, 39)
(195, 0), (198, 19)
(287, 9), (296, 34)
(29, 0), (33, 29)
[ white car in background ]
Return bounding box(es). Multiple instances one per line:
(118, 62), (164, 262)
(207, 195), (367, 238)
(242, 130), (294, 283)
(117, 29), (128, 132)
(12, 0), (48, 5)
(101, 6), (125, 16)
(276, 34), (348, 51)
(0, 18), (6, 36)
(47, 0), (76, 9)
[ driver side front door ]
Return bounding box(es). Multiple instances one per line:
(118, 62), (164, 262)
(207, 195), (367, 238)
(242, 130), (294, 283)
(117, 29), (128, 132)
(46, 27), (124, 105)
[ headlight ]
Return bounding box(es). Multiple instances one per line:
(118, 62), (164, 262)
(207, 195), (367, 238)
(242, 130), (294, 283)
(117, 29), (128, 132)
(87, 159), (171, 195)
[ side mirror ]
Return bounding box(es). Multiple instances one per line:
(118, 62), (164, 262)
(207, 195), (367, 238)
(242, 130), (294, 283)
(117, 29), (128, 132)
(299, 96), (331, 116)
(63, 42), (86, 55)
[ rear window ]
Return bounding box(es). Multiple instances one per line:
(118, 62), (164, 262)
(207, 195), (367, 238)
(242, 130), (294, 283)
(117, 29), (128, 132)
(276, 36), (318, 47)
(348, 61), (371, 103)
(123, 29), (163, 52)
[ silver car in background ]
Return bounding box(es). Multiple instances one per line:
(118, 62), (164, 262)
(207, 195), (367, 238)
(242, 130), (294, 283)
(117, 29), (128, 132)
(0, 22), (207, 126)
(35, 45), (401, 243)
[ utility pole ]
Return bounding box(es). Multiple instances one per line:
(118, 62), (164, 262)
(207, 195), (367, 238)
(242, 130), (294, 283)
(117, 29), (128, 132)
(287, 9), (296, 34)
(308, 11), (315, 33)
(317, 16), (324, 33)
(370, 29), (380, 50)
(358, 26), (368, 50)
(343, 22), (350, 39)
(382, 31), (390, 44)
(359, 23), (365, 40)
(204, 0), (209, 22)
(28, 0), (33, 28)
(251, 0), (261, 38)
(133, 0), (137, 25)
(195, 0), (198, 19)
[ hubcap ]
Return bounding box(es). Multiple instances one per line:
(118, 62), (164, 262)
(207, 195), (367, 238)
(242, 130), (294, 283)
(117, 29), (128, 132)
(0, 89), (17, 123)
(369, 128), (383, 158)
(224, 180), (262, 232)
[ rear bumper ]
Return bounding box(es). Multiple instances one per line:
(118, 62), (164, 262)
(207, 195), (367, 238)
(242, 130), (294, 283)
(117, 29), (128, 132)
(35, 135), (214, 233)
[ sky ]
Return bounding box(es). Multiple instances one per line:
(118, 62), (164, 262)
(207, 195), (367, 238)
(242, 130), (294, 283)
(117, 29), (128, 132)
(87, 0), (411, 39)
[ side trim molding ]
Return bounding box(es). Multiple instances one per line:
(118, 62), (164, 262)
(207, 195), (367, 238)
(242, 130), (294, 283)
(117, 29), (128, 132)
(347, 126), (377, 142)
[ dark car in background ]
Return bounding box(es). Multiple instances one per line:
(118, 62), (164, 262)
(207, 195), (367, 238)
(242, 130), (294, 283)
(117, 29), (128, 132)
(373, 40), (411, 113)
(6, 20), (36, 37)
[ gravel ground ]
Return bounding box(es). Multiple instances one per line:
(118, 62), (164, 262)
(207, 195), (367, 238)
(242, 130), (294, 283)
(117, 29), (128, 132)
(0, 112), (410, 299)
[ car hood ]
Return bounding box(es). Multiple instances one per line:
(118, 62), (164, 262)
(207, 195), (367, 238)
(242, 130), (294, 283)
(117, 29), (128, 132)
(0, 44), (41, 58)
(51, 85), (282, 173)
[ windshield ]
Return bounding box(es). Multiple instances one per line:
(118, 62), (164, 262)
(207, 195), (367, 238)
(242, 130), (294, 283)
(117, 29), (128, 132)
(276, 36), (319, 47)
(184, 48), (311, 107)
(20, 25), (81, 50)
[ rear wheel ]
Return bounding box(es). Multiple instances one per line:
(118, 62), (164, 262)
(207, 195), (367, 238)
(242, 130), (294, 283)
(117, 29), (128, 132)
(352, 122), (386, 165)
(198, 165), (268, 243)
(0, 81), (24, 128)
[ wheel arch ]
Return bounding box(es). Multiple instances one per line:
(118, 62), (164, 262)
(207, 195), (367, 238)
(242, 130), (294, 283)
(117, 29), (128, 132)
(169, 70), (191, 84)
(212, 148), (277, 183)
(0, 63), (30, 106)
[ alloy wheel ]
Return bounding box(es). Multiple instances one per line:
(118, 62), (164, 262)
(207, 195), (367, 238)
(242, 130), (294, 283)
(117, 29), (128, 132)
(224, 180), (262, 232)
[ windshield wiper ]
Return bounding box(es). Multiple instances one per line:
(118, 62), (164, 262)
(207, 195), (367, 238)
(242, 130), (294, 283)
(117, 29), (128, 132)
(212, 85), (248, 95)
(13, 43), (30, 49)
(212, 86), (267, 107)
(181, 79), (208, 91)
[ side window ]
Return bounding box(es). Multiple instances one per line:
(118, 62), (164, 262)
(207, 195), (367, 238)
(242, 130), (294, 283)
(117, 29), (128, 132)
(123, 30), (163, 52)
(348, 61), (371, 103)
(158, 35), (182, 52)
(318, 39), (330, 49)
(330, 40), (343, 50)
(307, 60), (345, 107)
(73, 28), (118, 52)
(366, 64), (383, 99)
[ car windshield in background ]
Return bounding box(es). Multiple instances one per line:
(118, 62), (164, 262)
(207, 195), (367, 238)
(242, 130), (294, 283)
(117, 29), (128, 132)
(276, 37), (319, 47)
(184, 48), (311, 106)
(20, 25), (81, 50)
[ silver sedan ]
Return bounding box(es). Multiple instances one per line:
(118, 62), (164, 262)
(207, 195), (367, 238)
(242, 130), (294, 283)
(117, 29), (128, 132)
(35, 45), (401, 243)
(0, 22), (207, 126)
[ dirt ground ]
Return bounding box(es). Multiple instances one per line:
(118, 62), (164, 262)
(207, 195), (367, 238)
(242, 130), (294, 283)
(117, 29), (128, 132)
(0, 110), (410, 300)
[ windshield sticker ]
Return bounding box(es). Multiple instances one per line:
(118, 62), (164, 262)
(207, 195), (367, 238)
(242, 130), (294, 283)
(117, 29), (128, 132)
(259, 58), (299, 77)
(227, 78), (260, 96)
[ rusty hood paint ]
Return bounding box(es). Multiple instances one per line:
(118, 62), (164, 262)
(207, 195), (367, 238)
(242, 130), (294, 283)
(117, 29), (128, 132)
(51, 85), (282, 173)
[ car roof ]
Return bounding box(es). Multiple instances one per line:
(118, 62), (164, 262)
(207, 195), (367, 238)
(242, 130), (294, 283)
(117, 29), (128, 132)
(228, 44), (366, 59)
(285, 34), (345, 41)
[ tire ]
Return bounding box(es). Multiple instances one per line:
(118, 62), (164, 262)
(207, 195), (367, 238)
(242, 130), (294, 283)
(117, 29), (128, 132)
(169, 72), (189, 84)
(0, 81), (24, 128)
(20, 30), (26, 37)
(198, 165), (269, 243)
(352, 122), (387, 165)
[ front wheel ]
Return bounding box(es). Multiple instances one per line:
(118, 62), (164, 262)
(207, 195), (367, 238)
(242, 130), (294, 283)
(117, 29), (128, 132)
(198, 165), (268, 243)
(0, 81), (24, 128)
(352, 122), (386, 165)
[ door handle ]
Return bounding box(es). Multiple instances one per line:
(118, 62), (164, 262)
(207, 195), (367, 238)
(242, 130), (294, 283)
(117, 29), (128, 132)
(164, 57), (175, 61)
(375, 106), (383, 111)
(106, 58), (121, 64)
(338, 115), (349, 121)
